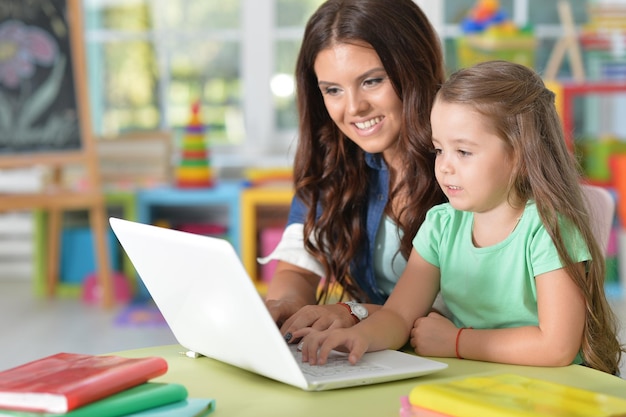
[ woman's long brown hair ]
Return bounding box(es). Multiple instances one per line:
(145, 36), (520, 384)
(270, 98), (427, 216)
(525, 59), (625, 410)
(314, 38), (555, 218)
(293, 0), (446, 303)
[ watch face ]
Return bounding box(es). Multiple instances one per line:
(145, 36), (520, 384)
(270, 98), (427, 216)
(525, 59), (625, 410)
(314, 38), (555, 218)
(348, 302), (368, 319)
(353, 305), (367, 317)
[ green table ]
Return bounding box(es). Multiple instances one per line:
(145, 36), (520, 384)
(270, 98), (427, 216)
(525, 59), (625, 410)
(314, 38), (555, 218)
(112, 344), (626, 417)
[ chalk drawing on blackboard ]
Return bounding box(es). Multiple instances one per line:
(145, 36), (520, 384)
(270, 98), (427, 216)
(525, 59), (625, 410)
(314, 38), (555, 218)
(0, 0), (114, 308)
(0, 16), (81, 153)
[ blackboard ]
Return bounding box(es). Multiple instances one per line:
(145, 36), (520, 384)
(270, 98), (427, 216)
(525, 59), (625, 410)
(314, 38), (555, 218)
(0, 0), (85, 157)
(0, 0), (113, 307)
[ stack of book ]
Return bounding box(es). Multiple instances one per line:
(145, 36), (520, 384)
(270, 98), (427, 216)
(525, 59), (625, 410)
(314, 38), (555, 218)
(0, 352), (215, 416)
(399, 373), (626, 417)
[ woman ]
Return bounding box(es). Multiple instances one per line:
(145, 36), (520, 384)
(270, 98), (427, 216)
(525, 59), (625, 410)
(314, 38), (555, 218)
(262, 0), (446, 338)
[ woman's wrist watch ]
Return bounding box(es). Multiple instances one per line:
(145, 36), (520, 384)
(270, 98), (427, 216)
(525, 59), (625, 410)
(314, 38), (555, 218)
(338, 301), (368, 323)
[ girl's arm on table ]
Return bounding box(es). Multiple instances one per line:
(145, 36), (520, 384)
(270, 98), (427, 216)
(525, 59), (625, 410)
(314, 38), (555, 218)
(446, 266), (585, 366)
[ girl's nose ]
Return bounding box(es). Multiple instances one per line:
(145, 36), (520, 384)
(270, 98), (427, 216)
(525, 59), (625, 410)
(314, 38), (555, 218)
(437, 156), (452, 174)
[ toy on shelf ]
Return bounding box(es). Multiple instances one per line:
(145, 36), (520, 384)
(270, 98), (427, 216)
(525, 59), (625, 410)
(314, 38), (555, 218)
(175, 101), (214, 188)
(460, 0), (507, 34)
(581, 0), (626, 51)
(457, 0), (536, 69)
(579, 1), (626, 140)
(577, 135), (626, 185)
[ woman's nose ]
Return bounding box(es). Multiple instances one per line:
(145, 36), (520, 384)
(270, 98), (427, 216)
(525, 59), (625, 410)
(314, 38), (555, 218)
(346, 91), (369, 115)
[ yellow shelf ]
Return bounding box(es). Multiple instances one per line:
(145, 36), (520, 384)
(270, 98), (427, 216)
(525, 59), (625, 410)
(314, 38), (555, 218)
(240, 185), (293, 283)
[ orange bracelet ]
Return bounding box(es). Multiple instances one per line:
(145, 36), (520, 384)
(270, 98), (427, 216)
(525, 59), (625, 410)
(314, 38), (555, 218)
(455, 327), (470, 359)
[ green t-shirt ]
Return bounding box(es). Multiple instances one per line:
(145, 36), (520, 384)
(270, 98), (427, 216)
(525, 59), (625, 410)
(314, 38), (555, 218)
(413, 201), (590, 364)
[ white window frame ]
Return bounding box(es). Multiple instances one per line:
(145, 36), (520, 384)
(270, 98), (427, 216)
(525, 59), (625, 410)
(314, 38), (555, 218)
(84, 0), (575, 170)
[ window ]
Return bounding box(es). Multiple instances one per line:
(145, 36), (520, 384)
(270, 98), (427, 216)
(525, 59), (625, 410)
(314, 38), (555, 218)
(84, 0), (597, 169)
(83, 0), (323, 169)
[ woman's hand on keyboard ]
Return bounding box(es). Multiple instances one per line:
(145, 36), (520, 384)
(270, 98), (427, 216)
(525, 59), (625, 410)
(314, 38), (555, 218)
(279, 303), (361, 344)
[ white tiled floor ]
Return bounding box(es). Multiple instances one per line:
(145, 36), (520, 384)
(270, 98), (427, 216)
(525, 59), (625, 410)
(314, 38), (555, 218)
(0, 279), (624, 377)
(0, 280), (176, 372)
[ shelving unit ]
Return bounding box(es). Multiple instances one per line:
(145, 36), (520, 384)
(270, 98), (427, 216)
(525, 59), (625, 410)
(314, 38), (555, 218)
(32, 182), (294, 299)
(559, 80), (626, 149)
(136, 181), (242, 253)
(240, 185), (293, 291)
(553, 79), (626, 295)
(131, 182), (243, 299)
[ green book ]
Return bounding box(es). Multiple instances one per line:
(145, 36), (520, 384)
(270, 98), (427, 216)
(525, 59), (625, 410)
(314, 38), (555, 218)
(0, 383), (188, 417)
(125, 398), (216, 416)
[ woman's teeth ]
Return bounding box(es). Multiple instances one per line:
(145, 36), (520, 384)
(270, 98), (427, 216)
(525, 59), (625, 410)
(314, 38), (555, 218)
(355, 117), (382, 129)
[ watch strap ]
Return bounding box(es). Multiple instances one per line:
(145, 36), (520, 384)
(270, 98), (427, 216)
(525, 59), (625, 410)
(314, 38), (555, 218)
(338, 302), (360, 324)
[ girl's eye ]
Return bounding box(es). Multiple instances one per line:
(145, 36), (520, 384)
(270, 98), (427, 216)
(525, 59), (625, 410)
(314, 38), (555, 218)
(458, 150), (472, 157)
(432, 148), (442, 156)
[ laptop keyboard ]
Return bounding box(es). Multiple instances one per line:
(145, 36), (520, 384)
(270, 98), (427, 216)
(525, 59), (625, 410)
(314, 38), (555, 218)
(289, 344), (385, 377)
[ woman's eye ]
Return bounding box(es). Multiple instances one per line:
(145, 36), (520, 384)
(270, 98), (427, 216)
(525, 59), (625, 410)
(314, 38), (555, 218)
(363, 77), (384, 88)
(324, 86), (341, 96)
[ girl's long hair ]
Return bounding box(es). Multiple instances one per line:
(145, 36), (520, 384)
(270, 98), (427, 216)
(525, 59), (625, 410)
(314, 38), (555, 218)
(293, 0), (446, 303)
(437, 60), (623, 375)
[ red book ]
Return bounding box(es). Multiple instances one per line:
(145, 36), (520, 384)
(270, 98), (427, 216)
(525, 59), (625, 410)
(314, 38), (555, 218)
(0, 353), (168, 413)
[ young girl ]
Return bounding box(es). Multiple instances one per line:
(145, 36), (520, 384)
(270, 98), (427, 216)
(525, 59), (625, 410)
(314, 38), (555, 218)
(297, 60), (624, 375)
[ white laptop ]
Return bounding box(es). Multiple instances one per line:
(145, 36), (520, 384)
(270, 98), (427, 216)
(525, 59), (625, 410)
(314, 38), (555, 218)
(109, 217), (447, 391)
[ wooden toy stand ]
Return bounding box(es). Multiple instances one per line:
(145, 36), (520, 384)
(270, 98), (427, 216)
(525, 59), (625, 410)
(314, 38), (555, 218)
(544, 0), (586, 82)
(0, 0), (113, 307)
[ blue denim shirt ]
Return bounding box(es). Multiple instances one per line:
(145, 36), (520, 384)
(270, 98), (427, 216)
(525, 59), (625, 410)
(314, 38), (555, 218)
(286, 152), (389, 304)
